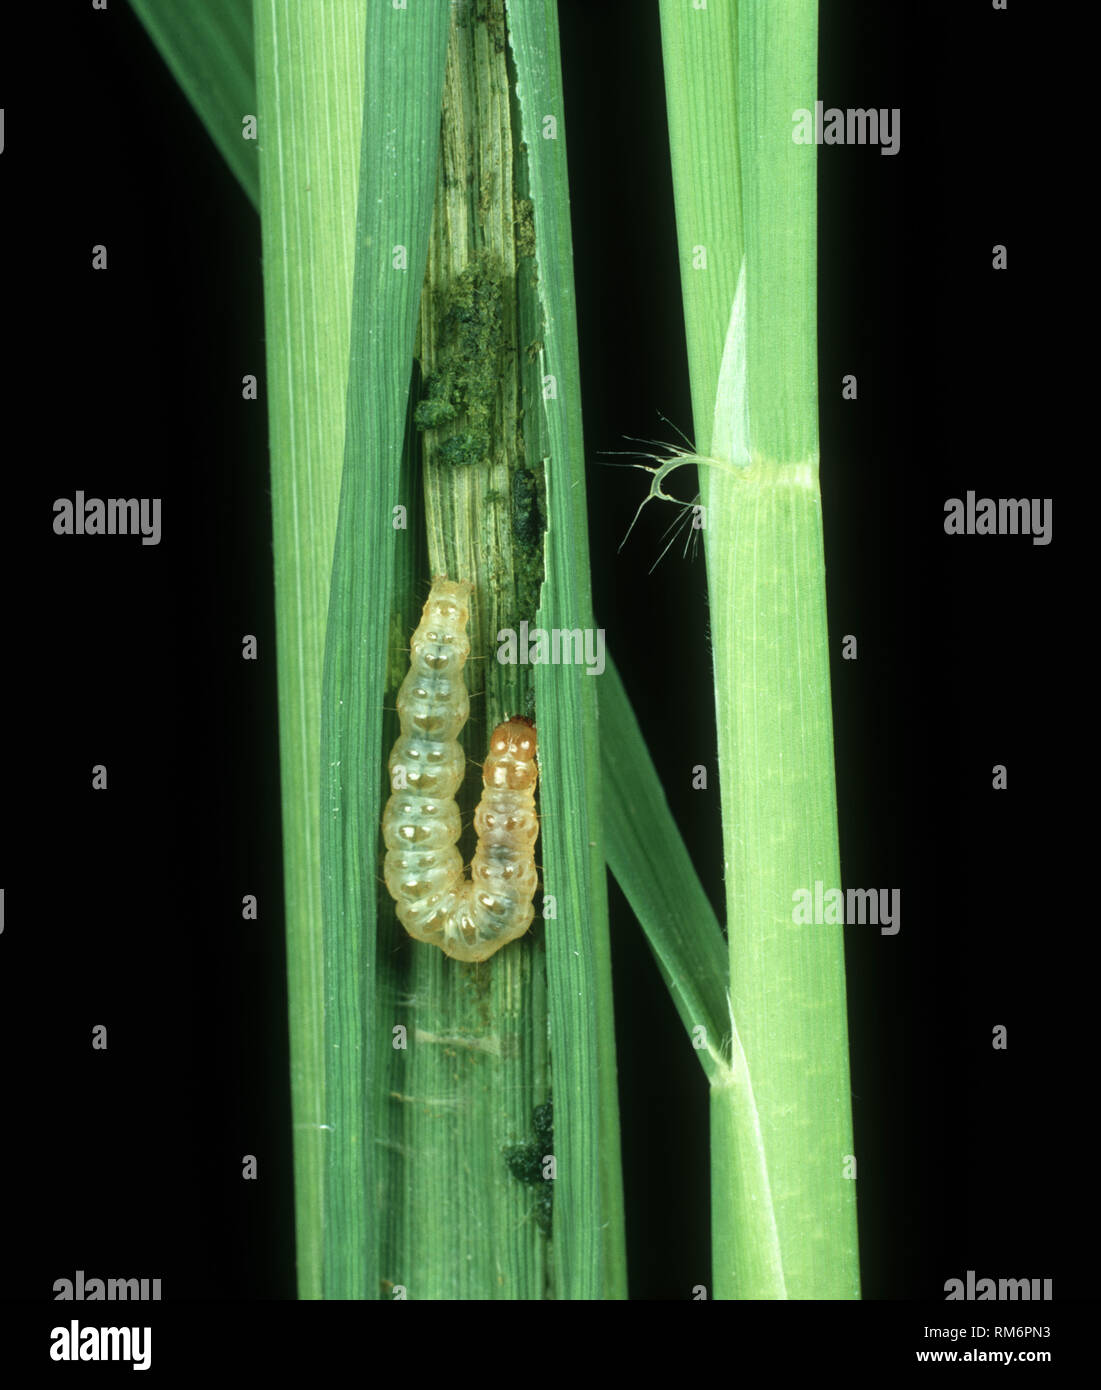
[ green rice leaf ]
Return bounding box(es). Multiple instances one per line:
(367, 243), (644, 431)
(314, 1), (451, 1299)
(601, 658), (728, 1084)
(129, 0), (259, 209)
(507, 0), (627, 1299)
(254, 0), (374, 1299)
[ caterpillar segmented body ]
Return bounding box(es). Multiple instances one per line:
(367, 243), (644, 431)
(383, 577), (539, 963)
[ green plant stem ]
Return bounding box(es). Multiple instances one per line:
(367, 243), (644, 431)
(660, 0), (860, 1298)
(381, 0), (549, 1301)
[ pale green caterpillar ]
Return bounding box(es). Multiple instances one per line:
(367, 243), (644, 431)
(382, 577), (539, 963)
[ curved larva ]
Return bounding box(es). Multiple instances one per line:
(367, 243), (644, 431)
(382, 577), (539, 963)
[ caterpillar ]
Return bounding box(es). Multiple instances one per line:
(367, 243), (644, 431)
(382, 577), (539, 963)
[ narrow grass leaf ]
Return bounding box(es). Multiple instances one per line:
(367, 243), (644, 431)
(507, 0), (627, 1300)
(254, 0), (371, 1299)
(601, 657), (728, 1083)
(316, 2), (450, 1299)
(129, 0), (259, 209)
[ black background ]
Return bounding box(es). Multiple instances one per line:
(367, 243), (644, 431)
(0, 0), (1086, 1337)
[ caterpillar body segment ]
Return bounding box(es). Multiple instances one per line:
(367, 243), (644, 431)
(382, 578), (539, 962)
